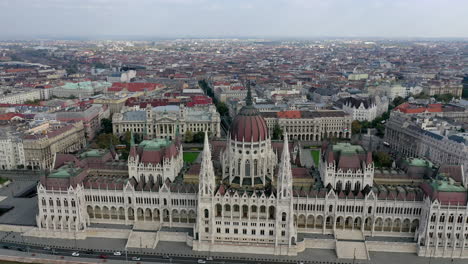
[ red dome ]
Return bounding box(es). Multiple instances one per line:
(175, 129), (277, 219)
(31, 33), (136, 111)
(230, 106), (268, 142)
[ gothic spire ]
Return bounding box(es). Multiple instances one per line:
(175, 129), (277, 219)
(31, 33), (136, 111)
(277, 133), (293, 199)
(199, 130), (216, 196)
(245, 80), (253, 106)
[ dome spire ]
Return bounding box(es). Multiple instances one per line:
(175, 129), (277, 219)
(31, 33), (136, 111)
(245, 80), (253, 106)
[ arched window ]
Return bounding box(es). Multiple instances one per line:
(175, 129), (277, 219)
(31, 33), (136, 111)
(439, 214), (445, 223)
(225, 204), (231, 212)
(329, 205), (333, 212)
(237, 159), (241, 175)
(368, 206), (372, 214)
(354, 181), (361, 192)
(245, 160), (251, 177)
(71, 199), (76, 207)
(282, 212), (287, 221)
(336, 181), (342, 191)
(449, 214), (454, 223)
(254, 160), (258, 176)
(204, 209), (209, 218)
(234, 205), (240, 212)
(345, 181), (352, 192)
(41, 198), (46, 206)
(64, 199), (68, 207)
(430, 214), (436, 222)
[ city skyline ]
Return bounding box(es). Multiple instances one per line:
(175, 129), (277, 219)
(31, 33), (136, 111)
(1, 0), (468, 39)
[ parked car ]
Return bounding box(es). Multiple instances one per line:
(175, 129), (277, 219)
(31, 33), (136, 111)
(163, 255), (171, 259)
(72, 252), (80, 257)
(99, 254), (108, 259)
(198, 260), (206, 264)
(131, 256), (142, 261)
(206, 256), (213, 261)
(113, 251), (122, 256)
(43, 246), (51, 250)
(85, 249), (94, 254)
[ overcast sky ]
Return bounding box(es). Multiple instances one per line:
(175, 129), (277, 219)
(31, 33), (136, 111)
(1, 0), (467, 39)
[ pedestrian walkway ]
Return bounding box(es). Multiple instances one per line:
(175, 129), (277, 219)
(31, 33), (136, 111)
(334, 230), (368, 260)
(335, 240), (368, 260)
(126, 231), (158, 249)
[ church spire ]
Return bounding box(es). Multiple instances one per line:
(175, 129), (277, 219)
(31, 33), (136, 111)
(277, 133), (293, 199)
(199, 130), (216, 196)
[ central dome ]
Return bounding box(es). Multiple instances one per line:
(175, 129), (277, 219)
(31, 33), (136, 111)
(229, 83), (268, 142)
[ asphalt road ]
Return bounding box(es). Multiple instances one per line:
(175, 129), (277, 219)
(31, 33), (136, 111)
(0, 240), (309, 264)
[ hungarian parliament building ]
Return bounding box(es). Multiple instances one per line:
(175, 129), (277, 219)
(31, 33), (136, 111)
(35, 91), (468, 259)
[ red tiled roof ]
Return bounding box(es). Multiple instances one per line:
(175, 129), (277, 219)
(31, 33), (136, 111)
(277, 110), (301, 119)
(108, 82), (162, 92)
(0, 113), (25, 121)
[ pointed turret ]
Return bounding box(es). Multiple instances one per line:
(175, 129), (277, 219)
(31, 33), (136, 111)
(277, 133), (293, 199)
(199, 130), (216, 196)
(129, 132), (137, 158)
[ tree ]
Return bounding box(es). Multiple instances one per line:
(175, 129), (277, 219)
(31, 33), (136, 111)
(373, 151), (392, 168)
(121, 131), (132, 146)
(193, 131), (205, 143)
(184, 130), (194, 143)
(216, 102), (229, 117)
(95, 133), (119, 149)
(391, 96), (405, 108)
(272, 123), (283, 140)
(351, 120), (362, 135)
(101, 118), (113, 134)
(434, 93), (454, 103)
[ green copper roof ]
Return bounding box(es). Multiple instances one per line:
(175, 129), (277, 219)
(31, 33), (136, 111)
(139, 138), (171, 150)
(332, 142), (365, 154)
(407, 158), (433, 168)
(80, 149), (106, 158)
(48, 165), (83, 179)
(430, 176), (465, 192)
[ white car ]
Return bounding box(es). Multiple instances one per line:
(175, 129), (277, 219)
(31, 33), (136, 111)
(132, 256), (141, 261)
(198, 260), (206, 264)
(71, 252), (80, 257)
(113, 251), (122, 256)
(206, 256), (213, 261)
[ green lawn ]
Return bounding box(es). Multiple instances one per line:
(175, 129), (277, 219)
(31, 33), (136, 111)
(183, 152), (200, 163)
(310, 149), (320, 167)
(0, 177), (8, 185)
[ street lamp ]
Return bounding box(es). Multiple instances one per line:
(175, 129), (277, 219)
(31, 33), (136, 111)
(125, 246), (128, 264)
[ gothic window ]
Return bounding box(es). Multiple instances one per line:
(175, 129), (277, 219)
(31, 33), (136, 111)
(439, 214), (445, 223)
(282, 212), (287, 221)
(245, 160), (251, 177)
(354, 182), (361, 192)
(254, 160), (258, 176)
(345, 181), (352, 192)
(238, 159), (241, 175)
(204, 209), (209, 218)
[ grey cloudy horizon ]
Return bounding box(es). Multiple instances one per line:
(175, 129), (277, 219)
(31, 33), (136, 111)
(1, 0), (468, 39)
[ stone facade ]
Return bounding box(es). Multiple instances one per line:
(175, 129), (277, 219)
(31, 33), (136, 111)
(262, 110), (352, 141)
(341, 96), (389, 122)
(0, 137), (25, 170)
(113, 105), (221, 139)
(35, 97), (468, 259)
(23, 122), (86, 170)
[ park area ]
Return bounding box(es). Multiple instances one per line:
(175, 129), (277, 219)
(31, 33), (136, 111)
(310, 149), (320, 167)
(183, 152), (200, 163)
